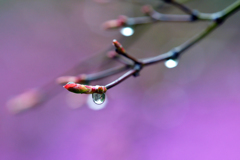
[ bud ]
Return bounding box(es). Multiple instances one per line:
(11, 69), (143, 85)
(101, 15), (128, 30)
(112, 39), (126, 53)
(141, 5), (154, 15)
(64, 82), (107, 94)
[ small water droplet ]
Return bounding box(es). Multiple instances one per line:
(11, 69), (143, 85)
(92, 93), (105, 105)
(120, 27), (134, 36)
(165, 59), (178, 68)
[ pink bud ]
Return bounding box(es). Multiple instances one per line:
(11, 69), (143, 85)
(101, 15), (128, 30)
(113, 39), (126, 53)
(64, 82), (107, 94)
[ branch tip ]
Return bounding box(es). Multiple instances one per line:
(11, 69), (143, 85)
(112, 39), (126, 53)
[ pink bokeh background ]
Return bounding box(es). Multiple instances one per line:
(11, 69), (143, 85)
(1, 0), (240, 159)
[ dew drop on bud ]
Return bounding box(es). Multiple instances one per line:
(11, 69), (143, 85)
(92, 93), (105, 105)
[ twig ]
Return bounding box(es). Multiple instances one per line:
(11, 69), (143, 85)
(165, 0), (194, 15)
(113, 39), (143, 64)
(105, 69), (139, 89)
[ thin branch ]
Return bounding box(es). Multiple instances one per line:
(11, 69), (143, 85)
(107, 50), (135, 67)
(105, 69), (139, 89)
(57, 65), (131, 85)
(220, 0), (240, 20)
(166, 0), (194, 15)
(142, 22), (218, 65)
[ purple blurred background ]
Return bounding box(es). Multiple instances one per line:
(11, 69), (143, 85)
(1, 0), (240, 159)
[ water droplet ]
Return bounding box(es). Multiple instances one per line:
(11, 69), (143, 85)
(120, 27), (134, 37)
(92, 93), (105, 105)
(165, 59), (178, 68)
(88, 94), (107, 110)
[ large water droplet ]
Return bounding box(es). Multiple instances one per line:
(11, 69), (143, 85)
(92, 93), (105, 105)
(88, 94), (107, 110)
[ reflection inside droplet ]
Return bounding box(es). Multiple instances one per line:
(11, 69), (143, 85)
(120, 27), (134, 37)
(92, 93), (105, 105)
(165, 59), (178, 68)
(87, 94), (107, 110)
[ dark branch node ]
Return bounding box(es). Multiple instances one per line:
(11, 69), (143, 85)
(214, 17), (225, 25)
(191, 10), (199, 21)
(212, 12), (225, 25)
(133, 63), (143, 77)
(170, 48), (180, 59)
